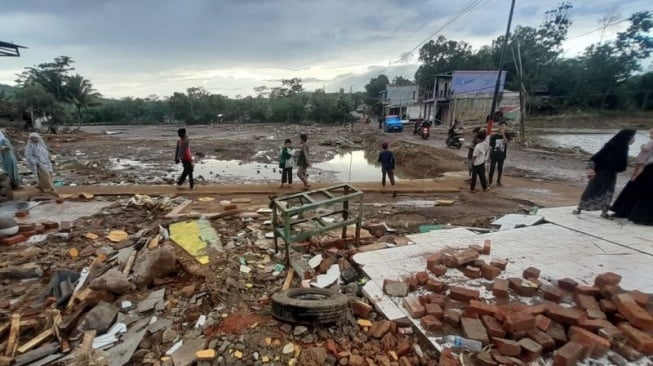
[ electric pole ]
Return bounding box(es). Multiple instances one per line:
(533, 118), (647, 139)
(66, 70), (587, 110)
(487, 0), (516, 135)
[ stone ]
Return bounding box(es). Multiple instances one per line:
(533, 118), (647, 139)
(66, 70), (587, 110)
(594, 272), (622, 289)
(79, 301), (119, 333)
(162, 329), (178, 343)
(132, 247), (177, 288)
(522, 267), (540, 279)
(557, 278), (578, 292)
(553, 341), (586, 366)
(294, 326), (308, 336)
(461, 317), (489, 344)
(368, 321), (392, 339)
(383, 279), (409, 297)
(89, 269), (135, 295)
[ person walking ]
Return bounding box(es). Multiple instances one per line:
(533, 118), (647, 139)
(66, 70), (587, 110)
(573, 129), (636, 218)
(378, 142), (396, 194)
(470, 130), (489, 192)
(296, 133), (310, 190)
(175, 128), (194, 190)
(488, 121), (511, 186)
(279, 139), (295, 188)
(466, 127), (484, 183)
(0, 130), (21, 189)
(25, 133), (56, 193)
(611, 128), (653, 225)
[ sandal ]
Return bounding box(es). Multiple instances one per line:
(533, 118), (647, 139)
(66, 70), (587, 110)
(572, 209), (581, 215)
(601, 212), (613, 220)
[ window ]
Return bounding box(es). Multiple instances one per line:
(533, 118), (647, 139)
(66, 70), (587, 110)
(412, 91), (416, 100)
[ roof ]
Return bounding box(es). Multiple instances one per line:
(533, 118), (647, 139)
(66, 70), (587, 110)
(0, 41), (27, 57)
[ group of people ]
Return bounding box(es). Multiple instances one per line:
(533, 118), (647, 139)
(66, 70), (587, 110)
(574, 128), (653, 225)
(0, 130), (56, 194)
(466, 121), (511, 192)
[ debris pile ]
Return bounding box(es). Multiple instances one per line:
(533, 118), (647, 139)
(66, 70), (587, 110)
(382, 240), (653, 365)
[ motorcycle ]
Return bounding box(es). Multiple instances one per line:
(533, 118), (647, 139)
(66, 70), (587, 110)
(414, 120), (431, 140)
(446, 130), (464, 149)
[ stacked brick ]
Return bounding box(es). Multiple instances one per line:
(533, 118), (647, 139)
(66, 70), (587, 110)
(381, 241), (653, 365)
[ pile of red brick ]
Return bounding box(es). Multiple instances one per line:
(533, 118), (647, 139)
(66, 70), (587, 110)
(381, 240), (653, 365)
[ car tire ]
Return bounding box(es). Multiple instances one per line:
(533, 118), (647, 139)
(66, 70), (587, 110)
(271, 288), (349, 324)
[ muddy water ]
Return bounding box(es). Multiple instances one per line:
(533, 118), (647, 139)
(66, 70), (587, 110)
(542, 131), (650, 156)
(110, 150), (403, 184)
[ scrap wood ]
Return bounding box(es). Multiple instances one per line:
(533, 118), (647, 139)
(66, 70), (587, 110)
(164, 200), (192, 218)
(282, 269), (294, 290)
(4, 314), (20, 357)
(122, 250), (138, 275)
(16, 309), (61, 354)
(12, 343), (60, 366)
(147, 235), (160, 249)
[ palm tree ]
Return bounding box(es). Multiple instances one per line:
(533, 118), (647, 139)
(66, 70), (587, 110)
(65, 74), (101, 125)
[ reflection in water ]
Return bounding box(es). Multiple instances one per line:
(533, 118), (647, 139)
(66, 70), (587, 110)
(543, 131), (650, 157)
(314, 150), (403, 183)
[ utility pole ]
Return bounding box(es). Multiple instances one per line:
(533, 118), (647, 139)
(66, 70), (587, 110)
(487, 0), (516, 135)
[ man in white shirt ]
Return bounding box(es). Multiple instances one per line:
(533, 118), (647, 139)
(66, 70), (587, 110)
(470, 130), (490, 192)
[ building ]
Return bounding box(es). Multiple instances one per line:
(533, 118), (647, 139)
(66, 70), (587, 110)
(421, 70), (518, 125)
(381, 85), (420, 120)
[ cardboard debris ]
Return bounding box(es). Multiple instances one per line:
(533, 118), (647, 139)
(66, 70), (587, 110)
(106, 230), (129, 243)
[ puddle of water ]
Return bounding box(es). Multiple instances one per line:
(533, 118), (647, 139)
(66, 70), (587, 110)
(314, 150), (403, 183)
(543, 131), (650, 157)
(194, 159), (279, 183)
(111, 158), (151, 170)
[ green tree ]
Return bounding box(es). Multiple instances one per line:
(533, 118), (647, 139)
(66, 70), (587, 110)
(364, 74), (389, 115)
(414, 36), (475, 87)
(16, 56), (75, 102)
(391, 76), (413, 86)
(65, 74), (102, 124)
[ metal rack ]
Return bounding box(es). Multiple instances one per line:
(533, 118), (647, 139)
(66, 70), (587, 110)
(271, 184), (364, 264)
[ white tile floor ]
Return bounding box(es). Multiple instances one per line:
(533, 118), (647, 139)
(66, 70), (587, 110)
(353, 206), (653, 362)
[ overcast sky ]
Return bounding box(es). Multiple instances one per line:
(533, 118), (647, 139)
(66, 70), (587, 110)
(1, 0), (651, 98)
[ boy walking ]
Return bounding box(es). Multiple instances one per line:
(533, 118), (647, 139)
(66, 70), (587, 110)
(378, 142), (396, 189)
(175, 128), (194, 189)
(296, 134), (311, 190)
(470, 130), (489, 192)
(279, 139), (295, 188)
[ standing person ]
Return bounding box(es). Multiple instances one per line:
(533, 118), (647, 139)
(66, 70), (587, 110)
(488, 121), (511, 187)
(296, 133), (311, 190)
(466, 127), (483, 183)
(279, 139), (295, 188)
(175, 128), (194, 190)
(378, 142), (396, 195)
(470, 130), (489, 192)
(573, 129), (636, 218)
(612, 128), (653, 224)
(0, 130), (21, 189)
(25, 133), (56, 193)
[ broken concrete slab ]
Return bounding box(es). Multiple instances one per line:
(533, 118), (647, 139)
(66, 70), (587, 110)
(79, 301), (119, 333)
(148, 317), (173, 334)
(0, 263), (43, 280)
(171, 338), (207, 366)
(89, 269), (135, 295)
(107, 328), (147, 366)
(137, 289), (166, 313)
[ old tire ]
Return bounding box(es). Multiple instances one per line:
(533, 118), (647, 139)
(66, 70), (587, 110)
(271, 288), (348, 324)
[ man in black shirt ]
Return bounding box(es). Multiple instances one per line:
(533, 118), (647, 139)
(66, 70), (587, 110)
(488, 122), (510, 187)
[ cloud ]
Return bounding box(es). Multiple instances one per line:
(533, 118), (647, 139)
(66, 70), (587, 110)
(1, 0), (650, 97)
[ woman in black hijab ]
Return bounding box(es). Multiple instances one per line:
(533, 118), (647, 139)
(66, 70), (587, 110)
(573, 129), (636, 218)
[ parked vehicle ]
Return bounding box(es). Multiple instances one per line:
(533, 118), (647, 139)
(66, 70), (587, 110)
(383, 115), (403, 133)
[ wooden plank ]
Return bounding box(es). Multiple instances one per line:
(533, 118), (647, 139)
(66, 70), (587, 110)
(282, 269), (294, 291)
(79, 330), (96, 353)
(164, 200), (192, 218)
(16, 328), (53, 354)
(122, 249), (138, 275)
(4, 314), (20, 357)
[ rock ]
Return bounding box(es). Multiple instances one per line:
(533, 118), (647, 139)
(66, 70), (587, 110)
(0, 263), (43, 280)
(283, 342), (295, 354)
(89, 269), (135, 295)
(341, 268), (358, 284)
(342, 282), (360, 295)
(132, 247), (177, 287)
(162, 329), (178, 343)
(298, 346), (327, 364)
(294, 326), (308, 336)
(79, 301), (119, 333)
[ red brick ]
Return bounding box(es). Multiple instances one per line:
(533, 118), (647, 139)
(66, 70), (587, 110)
(42, 221), (59, 230)
(425, 279), (447, 293)
(472, 258), (486, 267)
(508, 278), (538, 297)
(223, 204), (237, 211)
(575, 293), (600, 311)
(481, 315), (506, 338)
(468, 300), (498, 317)
(526, 328), (556, 351)
(350, 299), (373, 319)
(553, 341), (586, 366)
(18, 223), (36, 232)
(542, 285), (563, 303)
(426, 253), (442, 269)
(614, 344), (643, 362)
(481, 240), (491, 255)
(586, 308), (607, 320)
(20, 230), (36, 238)
(59, 221), (73, 233)
(490, 352), (520, 366)
(462, 266), (481, 279)
(576, 285), (600, 297)
(548, 321), (568, 346)
(618, 323), (653, 354)
(438, 349), (460, 366)
(577, 318), (613, 333)
(396, 342), (411, 357)
(518, 338), (543, 361)
(34, 224), (45, 234)
(490, 259), (507, 270)
(429, 264), (447, 277)
(448, 286), (479, 303)
(598, 327), (625, 342)
(601, 284), (624, 299)
(491, 338), (521, 356)
(557, 278), (578, 292)
(522, 266), (540, 279)
(613, 293), (653, 330)
(443, 309), (461, 328)
(325, 339), (338, 356)
(415, 271), (429, 286)
(442, 253), (457, 268)
(629, 290), (650, 308)
(492, 279), (509, 299)
(425, 303), (443, 319)
(524, 304), (547, 316)
(594, 272), (622, 289)
(568, 326), (611, 358)
(420, 293), (446, 306)
(468, 244), (483, 253)
(599, 299), (617, 314)
(503, 312), (535, 333)
(421, 315), (443, 332)
(545, 304), (584, 326)
(461, 317), (489, 344)
(480, 264), (501, 280)
(403, 276), (419, 292)
(453, 248), (479, 266)
(403, 297), (425, 319)
(368, 320), (392, 338)
(535, 315), (552, 332)
(0, 234), (26, 246)
(15, 209), (29, 218)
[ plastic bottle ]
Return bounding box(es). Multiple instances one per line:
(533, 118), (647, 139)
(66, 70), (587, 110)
(443, 336), (483, 352)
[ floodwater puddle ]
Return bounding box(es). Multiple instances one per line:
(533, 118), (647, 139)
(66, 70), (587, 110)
(542, 131), (649, 156)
